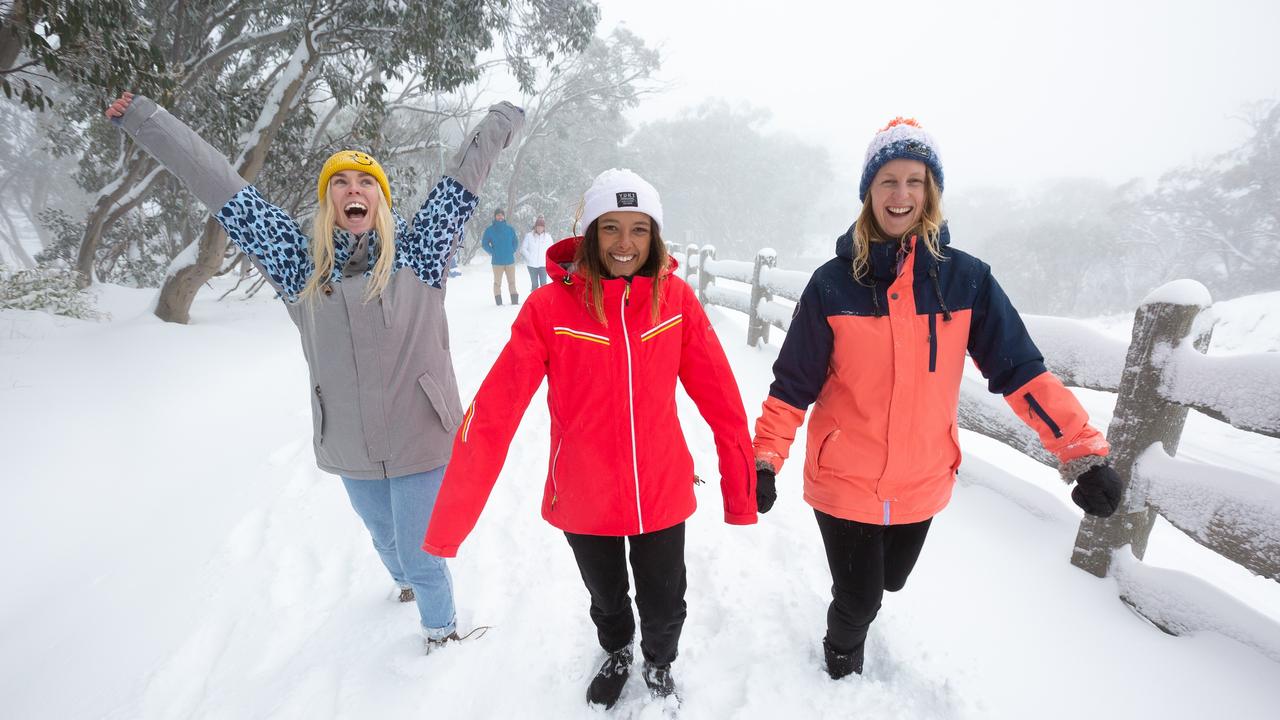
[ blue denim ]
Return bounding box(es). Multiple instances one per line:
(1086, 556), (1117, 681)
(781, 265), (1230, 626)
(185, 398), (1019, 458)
(342, 467), (456, 639)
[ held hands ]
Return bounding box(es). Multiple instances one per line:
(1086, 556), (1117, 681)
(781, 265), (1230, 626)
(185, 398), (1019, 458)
(1068, 461), (1122, 518)
(755, 461), (777, 514)
(105, 91), (135, 121)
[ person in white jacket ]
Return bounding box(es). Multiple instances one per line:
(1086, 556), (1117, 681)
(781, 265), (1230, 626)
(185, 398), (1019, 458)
(520, 216), (554, 290)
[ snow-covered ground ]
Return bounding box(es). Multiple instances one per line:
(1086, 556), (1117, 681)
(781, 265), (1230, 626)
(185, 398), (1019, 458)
(2, 266), (1278, 719)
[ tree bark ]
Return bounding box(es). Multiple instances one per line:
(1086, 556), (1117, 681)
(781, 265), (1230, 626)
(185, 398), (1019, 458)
(0, 0), (27, 73)
(73, 154), (157, 287)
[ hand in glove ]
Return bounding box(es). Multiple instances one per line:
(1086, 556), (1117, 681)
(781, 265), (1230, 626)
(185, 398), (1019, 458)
(756, 462), (777, 514)
(1069, 462), (1122, 518)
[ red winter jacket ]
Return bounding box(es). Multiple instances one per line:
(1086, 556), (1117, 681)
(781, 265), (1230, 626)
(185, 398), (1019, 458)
(423, 238), (757, 557)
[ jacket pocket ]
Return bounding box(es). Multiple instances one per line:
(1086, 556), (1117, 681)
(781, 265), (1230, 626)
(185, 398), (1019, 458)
(928, 312), (938, 372)
(418, 371), (463, 432)
(815, 427), (841, 471)
(550, 438), (563, 508)
(312, 384), (326, 444)
(1023, 392), (1063, 439)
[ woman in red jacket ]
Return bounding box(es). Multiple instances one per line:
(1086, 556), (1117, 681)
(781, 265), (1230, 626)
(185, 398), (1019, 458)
(752, 118), (1122, 680)
(423, 169), (757, 708)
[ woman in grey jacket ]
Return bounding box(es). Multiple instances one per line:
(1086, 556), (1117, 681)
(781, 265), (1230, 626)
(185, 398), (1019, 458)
(106, 92), (523, 652)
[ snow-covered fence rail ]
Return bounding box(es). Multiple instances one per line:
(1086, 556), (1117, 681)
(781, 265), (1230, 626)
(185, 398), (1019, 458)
(678, 244), (1280, 654)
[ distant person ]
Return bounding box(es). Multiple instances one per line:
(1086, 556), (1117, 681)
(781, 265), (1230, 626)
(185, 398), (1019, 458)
(751, 118), (1122, 679)
(520, 215), (554, 290)
(105, 91), (524, 653)
(423, 169), (758, 708)
(482, 208), (519, 305)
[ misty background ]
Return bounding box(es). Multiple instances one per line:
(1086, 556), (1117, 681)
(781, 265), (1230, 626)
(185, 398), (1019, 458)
(1, 0), (1277, 320)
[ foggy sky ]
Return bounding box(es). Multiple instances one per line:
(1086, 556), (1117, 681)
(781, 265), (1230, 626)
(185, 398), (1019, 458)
(594, 0), (1280, 193)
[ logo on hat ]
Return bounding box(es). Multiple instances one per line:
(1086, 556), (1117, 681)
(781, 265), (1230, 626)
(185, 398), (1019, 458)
(615, 191), (638, 208)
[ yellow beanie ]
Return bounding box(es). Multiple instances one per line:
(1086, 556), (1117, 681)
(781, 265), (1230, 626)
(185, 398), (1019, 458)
(317, 150), (392, 207)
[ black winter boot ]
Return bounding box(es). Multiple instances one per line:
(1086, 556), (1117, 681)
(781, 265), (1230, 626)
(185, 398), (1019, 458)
(510, 292), (519, 305)
(823, 638), (864, 679)
(642, 660), (678, 701)
(494, 294), (503, 306)
(586, 645), (632, 708)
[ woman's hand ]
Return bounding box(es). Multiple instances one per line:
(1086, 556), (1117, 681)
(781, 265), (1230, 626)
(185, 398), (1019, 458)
(105, 91), (134, 120)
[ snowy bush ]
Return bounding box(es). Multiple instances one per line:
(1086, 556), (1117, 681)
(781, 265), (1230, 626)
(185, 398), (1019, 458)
(0, 267), (104, 319)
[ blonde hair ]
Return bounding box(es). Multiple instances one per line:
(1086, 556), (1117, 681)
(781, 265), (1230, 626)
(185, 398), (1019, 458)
(573, 219), (670, 326)
(301, 199), (398, 303)
(851, 167), (946, 283)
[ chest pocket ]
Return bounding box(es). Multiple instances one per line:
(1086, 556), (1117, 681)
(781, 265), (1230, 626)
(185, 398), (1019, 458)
(640, 314), (683, 343)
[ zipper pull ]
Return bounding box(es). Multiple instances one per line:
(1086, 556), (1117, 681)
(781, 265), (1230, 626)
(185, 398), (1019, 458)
(624, 283), (631, 307)
(551, 493), (558, 509)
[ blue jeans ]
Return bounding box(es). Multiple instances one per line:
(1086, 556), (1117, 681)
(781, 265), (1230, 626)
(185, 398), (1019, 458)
(342, 468), (456, 639)
(527, 265), (548, 289)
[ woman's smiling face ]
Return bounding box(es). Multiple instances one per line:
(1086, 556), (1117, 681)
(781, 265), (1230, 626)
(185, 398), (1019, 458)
(869, 158), (927, 238)
(328, 170), (382, 234)
(595, 211), (652, 278)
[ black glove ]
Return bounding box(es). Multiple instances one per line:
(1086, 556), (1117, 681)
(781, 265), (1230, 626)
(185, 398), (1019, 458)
(756, 465), (777, 514)
(1071, 463), (1122, 518)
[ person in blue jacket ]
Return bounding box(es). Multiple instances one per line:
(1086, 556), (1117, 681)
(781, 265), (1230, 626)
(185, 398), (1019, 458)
(482, 208), (520, 305)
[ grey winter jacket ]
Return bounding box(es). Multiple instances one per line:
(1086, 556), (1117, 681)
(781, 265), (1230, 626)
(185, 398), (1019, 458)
(117, 95), (523, 479)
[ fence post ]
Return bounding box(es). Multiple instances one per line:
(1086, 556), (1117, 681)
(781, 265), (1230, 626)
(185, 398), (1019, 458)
(1070, 288), (1212, 577)
(697, 245), (716, 304)
(748, 249), (777, 347)
(684, 244), (699, 283)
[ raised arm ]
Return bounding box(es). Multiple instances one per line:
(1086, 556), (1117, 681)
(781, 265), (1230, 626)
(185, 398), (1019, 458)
(402, 102), (525, 288)
(108, 93), (311, 298)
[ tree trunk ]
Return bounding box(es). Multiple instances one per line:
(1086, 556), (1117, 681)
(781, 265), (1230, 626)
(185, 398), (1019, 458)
(153, 34), (316, 323)
(73, 155), (156, 287)
(0, 0), (26, 73)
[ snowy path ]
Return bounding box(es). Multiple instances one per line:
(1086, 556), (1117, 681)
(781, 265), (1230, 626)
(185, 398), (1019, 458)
(2, 266), (1278, 719)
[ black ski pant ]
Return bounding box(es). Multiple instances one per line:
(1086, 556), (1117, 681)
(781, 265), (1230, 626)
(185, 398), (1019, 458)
(815, 509), (932, 655)
(564, 522), (687, 666)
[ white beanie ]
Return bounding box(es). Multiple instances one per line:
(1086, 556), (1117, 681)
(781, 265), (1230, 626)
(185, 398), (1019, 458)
(579, 169), (663, 234)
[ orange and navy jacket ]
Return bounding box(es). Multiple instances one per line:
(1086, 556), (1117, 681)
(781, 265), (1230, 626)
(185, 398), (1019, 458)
(423, 237), (757, 557)
(753, 225), (1109, 526)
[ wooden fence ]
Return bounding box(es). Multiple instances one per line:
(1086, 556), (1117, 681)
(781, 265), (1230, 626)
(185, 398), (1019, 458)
(670, 242), (1280, 663)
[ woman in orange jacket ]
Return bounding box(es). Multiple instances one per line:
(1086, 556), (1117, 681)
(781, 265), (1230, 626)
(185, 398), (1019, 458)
(752, 118), (1122, 679)
(423, 169), (757, 708)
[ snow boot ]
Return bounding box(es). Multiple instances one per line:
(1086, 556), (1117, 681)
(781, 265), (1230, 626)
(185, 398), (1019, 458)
(424, 631), (461, 655)
(397, 585), (415, 603)
(586, 645), (632, 708)
(495, 294), (503, 306)
(823, 638), (864, 679)
(510, 292), (519, 305)
(642, 660), (678, 701)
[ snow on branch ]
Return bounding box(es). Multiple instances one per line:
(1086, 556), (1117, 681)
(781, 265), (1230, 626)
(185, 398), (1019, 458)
(1024, 315), (1128, 391)
(1154, 339), (1280, 439)
(1112, 551), (1280, 664)
(1137, 444), (1280, 581)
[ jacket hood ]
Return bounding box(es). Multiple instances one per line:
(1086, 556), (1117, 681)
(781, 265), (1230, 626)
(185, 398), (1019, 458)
(545, 236), (680, 285)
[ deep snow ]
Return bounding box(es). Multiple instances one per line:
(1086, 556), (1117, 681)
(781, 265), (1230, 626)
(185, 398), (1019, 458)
(2, 265), (1278, 719)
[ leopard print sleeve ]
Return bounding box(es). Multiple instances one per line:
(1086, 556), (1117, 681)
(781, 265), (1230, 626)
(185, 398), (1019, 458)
(215, 186), (313, 299)
(399, 176), (479, 288)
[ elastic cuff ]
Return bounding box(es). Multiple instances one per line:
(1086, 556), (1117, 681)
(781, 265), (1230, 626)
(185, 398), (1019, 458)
(1059, 454), (1107, 485)
(422, 541), (457, 558)
(725, 510), (758, 525)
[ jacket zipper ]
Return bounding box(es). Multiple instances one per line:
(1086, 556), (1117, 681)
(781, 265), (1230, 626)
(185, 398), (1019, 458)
(1024, 392), (1063, 438)
(314, 385), (326, 441)
(928, 312), (937, 372)
(620, 283), (644, 534)
(551, 438), (562, 508)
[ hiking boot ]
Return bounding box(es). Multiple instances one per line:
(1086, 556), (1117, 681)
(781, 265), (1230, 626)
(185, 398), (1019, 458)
(423, 631), (460, 655)
(494, 294), (503, 306)
(397, 586), (415, 603)
(823, 638), (863, 679)
(642, 660), (678, 701)
(586, 645), (632, 708)
(510, 293), (519, 305)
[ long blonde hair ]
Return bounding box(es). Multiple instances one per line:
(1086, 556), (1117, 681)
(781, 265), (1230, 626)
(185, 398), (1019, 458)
(851, 167), (945, 283)
(301, 199), (398, 303)
(573, 219), (670, 326)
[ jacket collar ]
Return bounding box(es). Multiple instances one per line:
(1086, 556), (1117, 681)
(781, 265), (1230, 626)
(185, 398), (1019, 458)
(834, 222), (951, 280)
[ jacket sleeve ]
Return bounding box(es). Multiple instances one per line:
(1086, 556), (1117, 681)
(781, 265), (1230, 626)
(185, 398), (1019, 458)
(422, 299), (549, 557)
(116, 95), (311, 298)
(968, 267), (1110, 464)
(404, 103), (524, 288)
(752, 274), (834, 473)
(481, 227), (495, 254)
(675, 282), (757, 525)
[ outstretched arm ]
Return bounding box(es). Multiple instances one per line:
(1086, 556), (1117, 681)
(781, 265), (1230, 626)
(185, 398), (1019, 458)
(402, 102), (525, 288)
(107, 92), (312, 298)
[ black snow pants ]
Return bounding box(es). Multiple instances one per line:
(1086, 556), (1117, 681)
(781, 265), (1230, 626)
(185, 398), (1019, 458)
(815, 509), (932, 655)
(564, 522), (687, 666)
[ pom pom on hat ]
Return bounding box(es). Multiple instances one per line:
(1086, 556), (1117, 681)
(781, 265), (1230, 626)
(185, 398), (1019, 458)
(317, 150), (392, 207)
(579, 169), (663, 233)
(858, 117), (944, 202)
